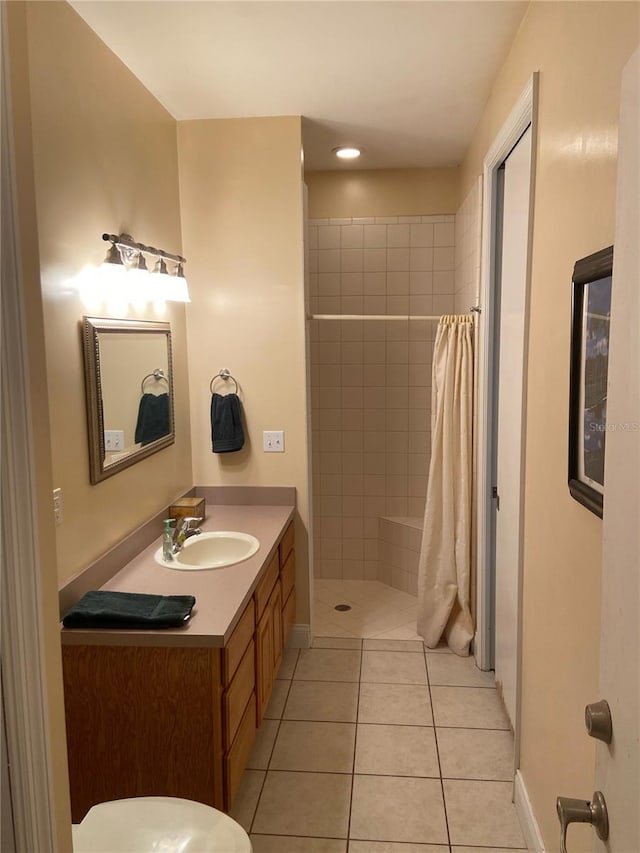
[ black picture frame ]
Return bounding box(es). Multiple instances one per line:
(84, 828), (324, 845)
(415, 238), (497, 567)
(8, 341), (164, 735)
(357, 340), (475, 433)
(568, 245), (613, 518)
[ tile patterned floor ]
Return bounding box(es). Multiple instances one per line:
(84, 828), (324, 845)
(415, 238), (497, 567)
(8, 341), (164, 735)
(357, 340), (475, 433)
(231, 639), (527, 852)
(314, 579), (421, 640)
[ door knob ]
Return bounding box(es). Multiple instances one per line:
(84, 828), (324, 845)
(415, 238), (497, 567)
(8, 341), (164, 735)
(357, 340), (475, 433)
(556, 792), (609, 853)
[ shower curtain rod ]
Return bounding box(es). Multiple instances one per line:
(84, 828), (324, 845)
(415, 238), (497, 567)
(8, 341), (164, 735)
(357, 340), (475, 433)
(307, 310), (479, 322)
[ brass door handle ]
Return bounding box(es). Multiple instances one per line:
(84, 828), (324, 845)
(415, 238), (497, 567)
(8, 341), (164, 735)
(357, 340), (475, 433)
(556, 792), (609, 853)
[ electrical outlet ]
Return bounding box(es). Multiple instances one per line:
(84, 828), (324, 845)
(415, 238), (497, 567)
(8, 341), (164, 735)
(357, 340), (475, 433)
(263, 430), (285, 452)
(104, 429), (125, 451)
(53, 488), (63, 526)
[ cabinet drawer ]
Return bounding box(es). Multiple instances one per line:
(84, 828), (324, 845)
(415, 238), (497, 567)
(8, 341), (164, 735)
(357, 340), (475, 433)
(223, 599), (255, 685)
(282, 586), (296, 648)
(254, 551), (279, 621)
(225, 692), (257, 810)
(279, 520), (295, 565)
(223, 639), (255, 750)
(280, 550), (295, 603)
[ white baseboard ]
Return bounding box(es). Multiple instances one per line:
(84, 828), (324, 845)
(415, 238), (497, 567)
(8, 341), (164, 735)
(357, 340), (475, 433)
(287, 624), (311, 648)
(514, 769), (546, 853)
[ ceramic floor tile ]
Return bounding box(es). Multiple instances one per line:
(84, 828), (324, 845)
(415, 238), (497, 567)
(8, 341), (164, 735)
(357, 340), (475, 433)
(246, 719), (279, 770)
(361, 650), (427, 684)
(355, 724), (439, 777)
(357, 611), (416, 633)
(350, 843), (448, 853)
(263, 679), (290, 719)
(444, 779), (526, 848)
(431, 687), (510, 730)
(276, 648), (300, 680)
(229, 769), (264, 833)
(270, 720), (356, 772)
(363, 639), (424, 652)
(427, 653), (496, 688)
(425, 640), (453, 653)
(252, 837), (347, 853)
(370, 623), (422, 641)
(452, 848), (524, 853)
(252, 770), (351, 838)
(314, 637), (363, 649)
(295, 648), (362, 682)
(284, 680), (359, 722)
(358, 683), (432, 726)
(315, 621), (361, 638)
(350, 775), (448, 844)
(437, 727), (514, 781)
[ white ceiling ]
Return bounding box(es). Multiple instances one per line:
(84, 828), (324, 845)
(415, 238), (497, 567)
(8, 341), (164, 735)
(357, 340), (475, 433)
(70, 1), (527, 171)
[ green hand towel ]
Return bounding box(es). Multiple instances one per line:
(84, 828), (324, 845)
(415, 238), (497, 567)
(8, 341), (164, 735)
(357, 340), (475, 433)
(62, 590), (196, 630)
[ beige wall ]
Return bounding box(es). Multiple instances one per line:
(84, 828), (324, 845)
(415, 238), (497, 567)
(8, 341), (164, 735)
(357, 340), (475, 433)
(460, 2), (639, 848)
(177, 117), (310, 621)
(305, 168), (459, 219)
(23, 1), (192, 586)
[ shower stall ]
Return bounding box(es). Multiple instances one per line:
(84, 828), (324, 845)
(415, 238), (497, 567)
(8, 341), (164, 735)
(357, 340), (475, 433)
(305, 184), (482, 639)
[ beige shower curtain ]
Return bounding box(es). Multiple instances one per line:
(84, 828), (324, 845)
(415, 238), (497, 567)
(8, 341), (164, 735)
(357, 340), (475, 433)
(417, 314), (474, 656)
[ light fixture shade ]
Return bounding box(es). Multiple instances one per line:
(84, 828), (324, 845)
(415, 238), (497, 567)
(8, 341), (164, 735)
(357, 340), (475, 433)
(150, 258), (172, 301)
(102, 242), (124, 268)
(168, 263), (191, 302)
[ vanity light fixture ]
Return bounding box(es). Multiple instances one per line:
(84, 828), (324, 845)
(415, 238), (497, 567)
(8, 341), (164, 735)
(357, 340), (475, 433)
(333, 146), (362, 160)
(101, 233), (191, 303)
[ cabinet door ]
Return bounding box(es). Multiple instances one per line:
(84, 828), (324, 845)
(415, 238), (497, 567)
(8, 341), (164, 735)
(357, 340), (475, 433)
(272, 582), (283, 676)
(256, 583), (284, 725)
(256, 606), (274, 725)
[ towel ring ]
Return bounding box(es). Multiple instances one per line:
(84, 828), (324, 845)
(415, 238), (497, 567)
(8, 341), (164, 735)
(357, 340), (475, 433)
(141, 368), (169, 394)
(210, 368), (239, 395)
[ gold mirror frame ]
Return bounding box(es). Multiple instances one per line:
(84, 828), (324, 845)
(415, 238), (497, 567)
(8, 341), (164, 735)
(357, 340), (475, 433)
(82, 317), (175, 484)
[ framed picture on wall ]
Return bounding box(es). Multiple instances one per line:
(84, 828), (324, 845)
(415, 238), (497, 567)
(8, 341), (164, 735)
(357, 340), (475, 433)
(568, 245), (613, 518)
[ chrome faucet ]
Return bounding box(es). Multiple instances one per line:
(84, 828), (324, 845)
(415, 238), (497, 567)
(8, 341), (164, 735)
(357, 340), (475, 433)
(171, 516), (203, 554)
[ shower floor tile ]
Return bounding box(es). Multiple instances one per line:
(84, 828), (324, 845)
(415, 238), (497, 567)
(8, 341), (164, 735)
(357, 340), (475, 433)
(314, 579), (419, 640)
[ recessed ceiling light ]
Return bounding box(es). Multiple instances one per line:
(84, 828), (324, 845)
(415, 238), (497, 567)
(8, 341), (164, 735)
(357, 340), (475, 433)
(333, 146), (361, 160)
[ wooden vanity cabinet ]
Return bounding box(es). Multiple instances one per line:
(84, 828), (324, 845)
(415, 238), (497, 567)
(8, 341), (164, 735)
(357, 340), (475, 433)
(279, 521), (296, 648)
(62, 644), (226, 822)
(62, 518), (296, 822)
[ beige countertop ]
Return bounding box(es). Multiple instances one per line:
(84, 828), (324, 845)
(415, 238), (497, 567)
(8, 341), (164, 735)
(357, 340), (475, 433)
(60, 504), (294, 648)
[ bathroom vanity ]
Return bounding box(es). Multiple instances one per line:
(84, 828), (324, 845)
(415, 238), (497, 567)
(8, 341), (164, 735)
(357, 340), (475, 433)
(60, 504), (295, 823)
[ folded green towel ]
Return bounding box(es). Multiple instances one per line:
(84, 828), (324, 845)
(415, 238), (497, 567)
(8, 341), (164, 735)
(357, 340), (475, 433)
(62, 590), (196, 630)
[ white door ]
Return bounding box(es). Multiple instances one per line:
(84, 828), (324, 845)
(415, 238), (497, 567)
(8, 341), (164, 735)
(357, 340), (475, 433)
(593, 47), (639, 853)
(494, 126), (532, 728)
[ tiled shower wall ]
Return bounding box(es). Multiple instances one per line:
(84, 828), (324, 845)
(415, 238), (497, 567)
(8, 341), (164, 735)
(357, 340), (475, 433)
(454, 177), (483, 313)
(308, 215), (455, 581)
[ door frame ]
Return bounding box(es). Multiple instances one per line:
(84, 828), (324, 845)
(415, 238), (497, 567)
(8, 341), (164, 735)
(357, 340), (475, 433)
(475, 75), (537, 755)
(1, 5), (57, 848)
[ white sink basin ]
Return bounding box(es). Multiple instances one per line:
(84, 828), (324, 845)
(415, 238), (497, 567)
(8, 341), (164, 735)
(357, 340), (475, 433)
(155, 531), (260, 571)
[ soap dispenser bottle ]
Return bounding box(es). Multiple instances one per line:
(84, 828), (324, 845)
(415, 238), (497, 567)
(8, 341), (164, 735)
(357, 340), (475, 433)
(163, 518), (175, 560)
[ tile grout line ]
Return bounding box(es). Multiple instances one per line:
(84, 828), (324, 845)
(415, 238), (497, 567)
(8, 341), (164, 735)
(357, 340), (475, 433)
(424, 644), (453, 853)
(247, 649), (300, 836)
(346, 645), (364, 845)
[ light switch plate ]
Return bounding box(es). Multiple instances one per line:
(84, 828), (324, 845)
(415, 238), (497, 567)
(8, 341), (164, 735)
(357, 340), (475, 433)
(53, 487), (63, 526)
(104, 429), (124, 451)
(263, 430), (285, 452)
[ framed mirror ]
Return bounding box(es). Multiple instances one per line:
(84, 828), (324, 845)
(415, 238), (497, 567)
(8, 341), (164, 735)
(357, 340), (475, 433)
(82, 317), (174, 483)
